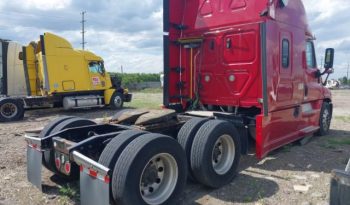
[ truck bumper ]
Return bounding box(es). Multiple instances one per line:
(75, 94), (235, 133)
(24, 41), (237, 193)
(124, 93), (132, 102)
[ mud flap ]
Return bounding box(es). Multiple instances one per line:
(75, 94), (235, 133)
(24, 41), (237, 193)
(330, 159), (350, 205)
(25, 134), (44, 190)
(72, 151), (110, 205)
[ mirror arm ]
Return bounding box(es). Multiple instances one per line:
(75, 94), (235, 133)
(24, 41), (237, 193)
(322, 73), (330, 86)
(315, 70), (322, 78)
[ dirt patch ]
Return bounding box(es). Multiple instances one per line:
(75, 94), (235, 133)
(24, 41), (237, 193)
(0, 90), (349, 205)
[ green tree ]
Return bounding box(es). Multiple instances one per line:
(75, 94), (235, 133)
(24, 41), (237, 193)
(109, 73), (160, 87)
(340, 77), (349, 85)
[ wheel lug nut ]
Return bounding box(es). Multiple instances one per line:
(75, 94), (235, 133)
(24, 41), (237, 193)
(158, 167), (164, 172)
(156, 178), (161, 184)
(149, 187), (154, 193)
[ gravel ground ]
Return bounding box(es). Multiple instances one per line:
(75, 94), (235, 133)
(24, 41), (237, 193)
(0, 90), (349, 205)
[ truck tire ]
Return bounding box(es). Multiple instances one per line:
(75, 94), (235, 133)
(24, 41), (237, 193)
(316, 102), (332, 136)
(39, 116), (75, 170)
(0, 98), (25, 122)
(39, 116), (75, 138)
(98, 130), (147, 203)
(45, 117), (96, 179)
(99, 130), (147, 168)
(190, 120), (241, 188)
(112, 134), (187, 205)
(110, 92), (124, 110)
(177, 117), (208, 181)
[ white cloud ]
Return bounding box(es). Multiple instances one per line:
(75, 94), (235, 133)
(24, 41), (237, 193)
(18, 0), (72, 10)
(303, 0), (350, 78)
(303, 0), (350, 22)
(0, 0), (349, 77)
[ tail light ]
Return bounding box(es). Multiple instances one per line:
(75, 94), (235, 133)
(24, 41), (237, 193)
(65, 162), (71, 174)
(55, 158), (61, 169)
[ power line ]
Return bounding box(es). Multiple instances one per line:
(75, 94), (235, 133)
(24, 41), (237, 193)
(81, 11), (87, 50)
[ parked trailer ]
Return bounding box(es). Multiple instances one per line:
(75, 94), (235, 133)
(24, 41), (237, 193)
(25, 0), (335, 204)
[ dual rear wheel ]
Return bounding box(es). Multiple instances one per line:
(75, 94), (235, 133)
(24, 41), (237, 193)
(99, 131), (187, 205)
(178, 118), (241, 188)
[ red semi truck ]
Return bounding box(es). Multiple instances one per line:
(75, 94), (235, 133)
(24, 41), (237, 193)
(25, 0), (335, 204)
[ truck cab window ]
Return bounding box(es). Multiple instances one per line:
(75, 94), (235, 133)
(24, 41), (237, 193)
(282, 39), (289, 68)
(306, 41), (316, 68)
(89, 61), (105, 74)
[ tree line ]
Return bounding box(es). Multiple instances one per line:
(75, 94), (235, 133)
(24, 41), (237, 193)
(109, 73), (160, 87)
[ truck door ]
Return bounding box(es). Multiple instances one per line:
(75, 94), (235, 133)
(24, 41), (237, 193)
(276, 32), (294, 105)
(88, 61), (107, 90)
(303, 41), (320, 102)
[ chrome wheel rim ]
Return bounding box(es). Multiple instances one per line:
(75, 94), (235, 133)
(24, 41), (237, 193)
(113, 95), (122, 108)
(212, 134), (235, 175)
(140, 153), (178, 205)
(322, 108), (331, 131)
(0, 103), (18, 119)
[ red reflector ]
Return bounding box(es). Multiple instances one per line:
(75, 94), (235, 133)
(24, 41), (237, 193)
(65, 162), (71, 174)
(55, 158), (61, 169)
(32, 144), (38, 149)
(80, 165), (83, 172)
(89, 169), (98, 178)
(104, 175), (110, 184)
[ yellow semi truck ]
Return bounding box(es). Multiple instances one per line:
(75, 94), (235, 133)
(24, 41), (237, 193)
(0, 33), (131, 122)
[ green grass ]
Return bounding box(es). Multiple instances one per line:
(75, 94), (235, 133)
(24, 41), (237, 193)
(126, 92), (163, 110)
(133, 87), (163, 93)
(335, 116), (350, 122)
(327, 139), (350, 146)
(318, 138), (350, 150)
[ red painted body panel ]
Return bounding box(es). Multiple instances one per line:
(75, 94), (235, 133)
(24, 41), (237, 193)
(166, 0), (266, 108)
(165, 0), (332, 159)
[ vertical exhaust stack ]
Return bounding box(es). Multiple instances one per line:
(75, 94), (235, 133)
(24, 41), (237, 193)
(0, 40), (9, 96)
(39, 35), (50, 93)
(163, 0), (170, 107)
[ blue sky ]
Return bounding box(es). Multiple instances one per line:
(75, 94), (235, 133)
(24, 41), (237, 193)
(0, 0), (349, 79)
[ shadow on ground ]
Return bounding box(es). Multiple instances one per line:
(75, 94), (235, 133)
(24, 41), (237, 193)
(38, 129), (349, 205)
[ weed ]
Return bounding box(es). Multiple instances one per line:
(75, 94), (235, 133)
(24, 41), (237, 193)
(59, 184), (78, 199)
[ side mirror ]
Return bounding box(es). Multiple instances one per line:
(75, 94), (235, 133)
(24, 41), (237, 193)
(324, 48), (335, 69)
(18, 52), (23, 61)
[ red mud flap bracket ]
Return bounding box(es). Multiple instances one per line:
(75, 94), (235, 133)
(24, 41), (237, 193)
(24, 134), (45, 191)
(72, 151), (110, 205)
(330, 158), (350, 205)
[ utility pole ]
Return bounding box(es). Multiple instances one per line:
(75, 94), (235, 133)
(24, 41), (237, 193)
(81, 11), (87, 50)
(121, 65), (124, 74)
(347, 62), (349, 85)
